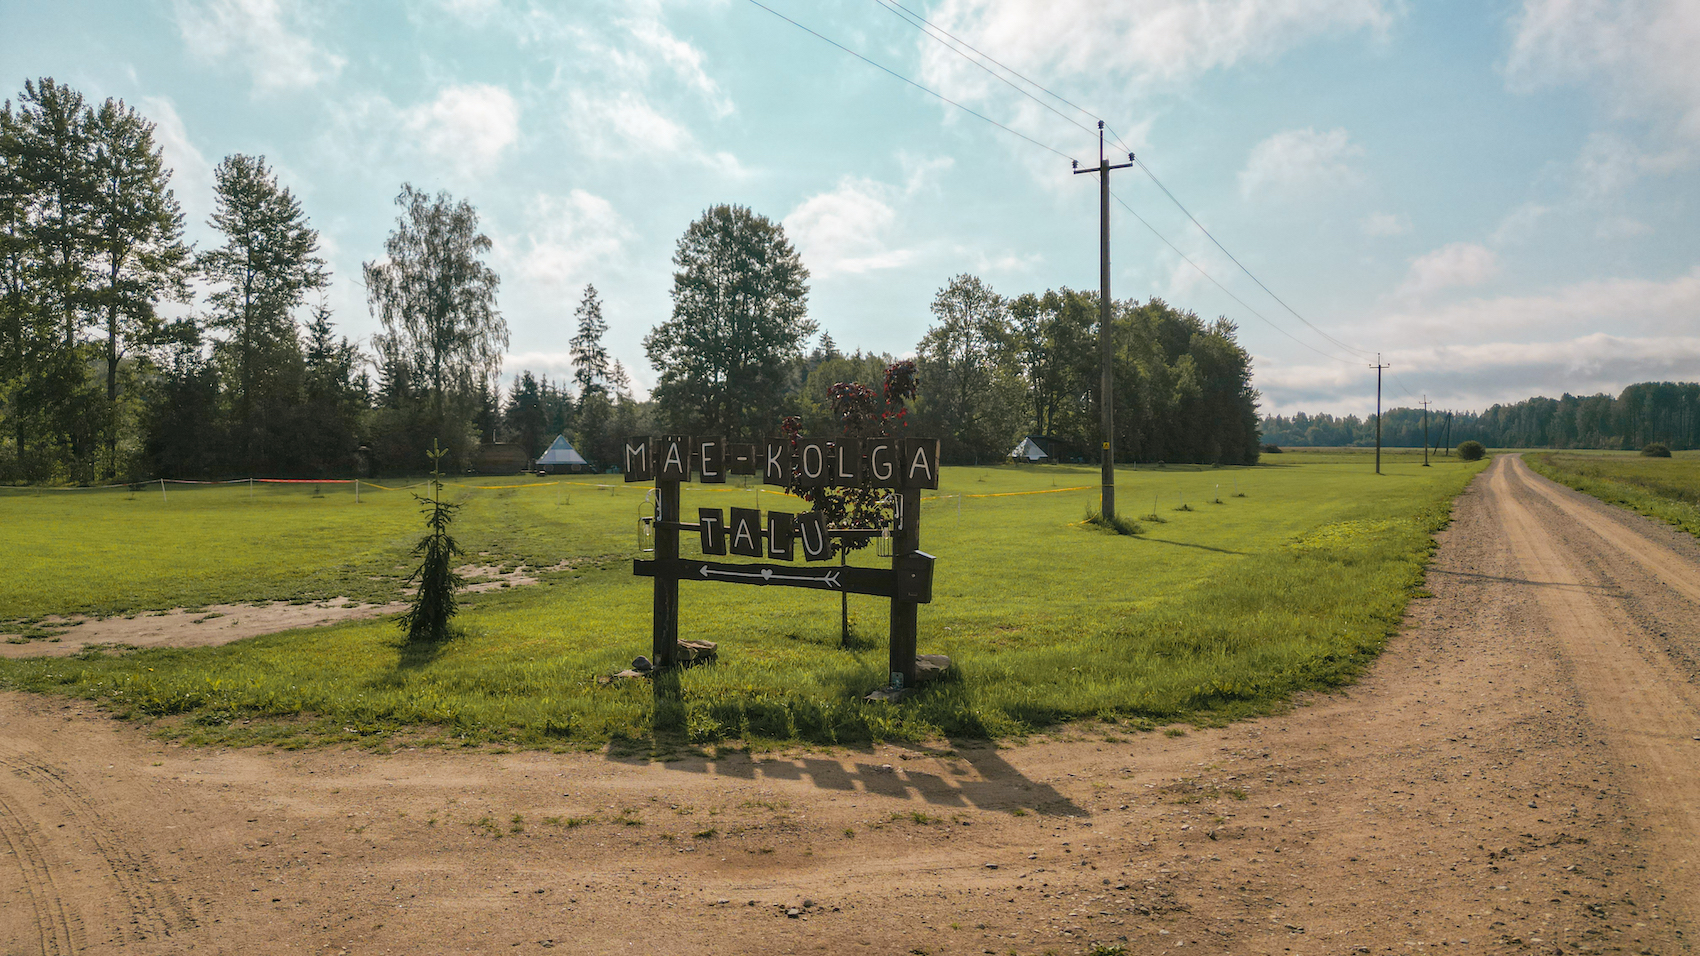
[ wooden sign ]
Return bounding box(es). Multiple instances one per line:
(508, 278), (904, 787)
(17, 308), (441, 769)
(630, 432), (941, 688)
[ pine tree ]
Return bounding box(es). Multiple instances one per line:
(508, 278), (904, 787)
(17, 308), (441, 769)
(400, 441), (462, 642)
(568, 283), (610, 400)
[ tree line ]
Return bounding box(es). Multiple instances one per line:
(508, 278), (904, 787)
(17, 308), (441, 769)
(2, 77), (1261, 484)
(1262, 381), (1700, 451)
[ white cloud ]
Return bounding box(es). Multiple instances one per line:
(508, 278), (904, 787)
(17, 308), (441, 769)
(140, 97), (215, 231)
(1238, 128), (1364, 198)
(564, 89), (744, 175)
(784, 178), (916, 278)
(172, 0), (344, 92)
(1381, 266), (1700, 342)
(1506, 0), (1700, 141)
(404, 84), (520, 178)
(916, 0), (1393, 159)
(1594, 216), (1651, 239)
(503, 190), (635, 289)
(1360, 212), (1410, 236)
(1490, 202), (1549, 245)
(1396, 242), (1500, 298)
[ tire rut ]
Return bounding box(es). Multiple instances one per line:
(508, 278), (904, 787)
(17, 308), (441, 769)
(1489, 455), (1700, 926)
(0, 747), (194, 949)
(0, 787), (81, 955)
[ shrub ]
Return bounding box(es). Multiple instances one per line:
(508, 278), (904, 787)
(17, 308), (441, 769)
(1456, 440), (1486, 462)
(1642, 442), (1672, 458)
(1261, 443), (1283, 454)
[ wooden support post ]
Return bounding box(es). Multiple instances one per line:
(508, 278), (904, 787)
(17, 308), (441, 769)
(887, 487), (921, 688)
(652, 478), (680, 667)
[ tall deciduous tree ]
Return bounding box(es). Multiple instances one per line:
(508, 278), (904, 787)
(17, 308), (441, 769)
(645, 204), (812, 440)
(200, 153), (325, 468)
(915, 273), (1024, 463)
(85, 96), (191, 475)
(568, 283), (610, 399)
(364, 184), (505, 464)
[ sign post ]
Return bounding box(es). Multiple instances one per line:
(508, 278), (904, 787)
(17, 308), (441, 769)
(628, 434), (941, 690)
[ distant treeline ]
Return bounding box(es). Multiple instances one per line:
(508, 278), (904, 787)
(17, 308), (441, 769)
(1262, 382), (1700, 451)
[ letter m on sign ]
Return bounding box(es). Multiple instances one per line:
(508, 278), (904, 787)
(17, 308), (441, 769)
(623, 436), (653, 482)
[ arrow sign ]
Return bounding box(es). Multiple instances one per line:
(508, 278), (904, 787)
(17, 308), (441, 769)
(635, 559), (907, 600)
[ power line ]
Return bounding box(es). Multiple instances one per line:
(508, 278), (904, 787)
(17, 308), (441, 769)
(744, 0), (1078, 163)
(752, 0), (1370, 368)
(1132, 158), (1376, 360)
(1105, 183), (1361, 366)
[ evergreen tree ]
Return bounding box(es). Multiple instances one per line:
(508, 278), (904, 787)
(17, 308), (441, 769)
(85, 96), (192, 476)
(200, 154), (326, 472)
(568, 283), (610, 399)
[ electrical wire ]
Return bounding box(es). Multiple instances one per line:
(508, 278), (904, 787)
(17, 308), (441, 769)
(744, 0), (1078, 164)
(1133, 158), (1376, 360)
(1103, 179), (1361, 366)
(872, 0), (1099, 140)
(751, 0), (1376, 371)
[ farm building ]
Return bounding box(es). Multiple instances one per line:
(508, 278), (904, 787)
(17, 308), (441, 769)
(472, 443), (528, 474)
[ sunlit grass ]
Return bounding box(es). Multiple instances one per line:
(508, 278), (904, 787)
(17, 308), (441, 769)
(0, 450), (1485, 747)
(1526, 449), (1700, 539)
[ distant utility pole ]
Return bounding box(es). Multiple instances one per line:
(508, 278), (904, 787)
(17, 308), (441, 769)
(1372, 354), (1389, 475)
(1443, 412), (1453, 455)
(1420, 395), (1432, 467)
(1073, 121), (1134, 519)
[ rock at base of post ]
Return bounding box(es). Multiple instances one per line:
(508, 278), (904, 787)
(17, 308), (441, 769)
(610, 640), (720, 679)
(864, 654), (952, 701)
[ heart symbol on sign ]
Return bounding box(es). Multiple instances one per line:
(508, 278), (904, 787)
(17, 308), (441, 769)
(760, 568), (773, 580)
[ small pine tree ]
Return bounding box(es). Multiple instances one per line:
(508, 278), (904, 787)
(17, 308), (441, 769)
(400, 441), (463, 641)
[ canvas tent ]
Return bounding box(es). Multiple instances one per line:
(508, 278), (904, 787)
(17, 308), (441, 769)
(536, 435), (591, 474)
(1009, 436), (1050, 463)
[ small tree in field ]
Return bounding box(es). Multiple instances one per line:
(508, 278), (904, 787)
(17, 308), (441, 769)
(779, 359), (919, 548)
(401, 441), (462, 642)
(1456, 440), (1486, 462)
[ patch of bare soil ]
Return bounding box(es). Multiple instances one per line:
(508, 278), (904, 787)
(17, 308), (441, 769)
(0, 599), (406, 659)
(3, 454), (1698, 954)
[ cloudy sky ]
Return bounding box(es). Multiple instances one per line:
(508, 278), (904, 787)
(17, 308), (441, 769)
(3, 0), (1697, 415)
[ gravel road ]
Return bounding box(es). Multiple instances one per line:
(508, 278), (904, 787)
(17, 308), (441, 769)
(2, 454), (1696, 955)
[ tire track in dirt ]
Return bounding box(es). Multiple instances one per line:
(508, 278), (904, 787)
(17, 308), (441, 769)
(0, 746), (193, 951)
(0, 787), (80, 955)
(1519, 463), (1700, 606)
(1490, 455), (1700, 926)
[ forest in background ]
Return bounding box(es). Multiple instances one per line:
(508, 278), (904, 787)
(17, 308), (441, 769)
(2, 78), (1262, 484)
(1262, 381), (1700, 451)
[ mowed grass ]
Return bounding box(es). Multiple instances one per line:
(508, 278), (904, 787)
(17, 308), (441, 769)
(0, 476), (637, 620)
(0, 450), (1486, 748)
(1526, 449), (1700, 539)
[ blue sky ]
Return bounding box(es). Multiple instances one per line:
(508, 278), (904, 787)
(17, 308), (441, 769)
(3, 0), (1696, 415)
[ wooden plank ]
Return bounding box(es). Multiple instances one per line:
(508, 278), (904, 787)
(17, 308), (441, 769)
(635, 558), (905, 599)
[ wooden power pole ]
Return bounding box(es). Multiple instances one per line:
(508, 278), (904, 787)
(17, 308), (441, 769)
(1420, 395), (1432, 467)
(1372, 354), (1389, 475)
(1073, 122), (1133, 520)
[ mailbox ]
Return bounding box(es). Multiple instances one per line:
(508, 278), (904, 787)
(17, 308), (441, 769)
(894, 550), (935, 603)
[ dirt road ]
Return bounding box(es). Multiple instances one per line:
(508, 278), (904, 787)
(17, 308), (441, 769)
(3, 455), (1697, 955)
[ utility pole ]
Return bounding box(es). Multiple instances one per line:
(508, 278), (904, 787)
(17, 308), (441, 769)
(1443, 412), (1453, 455)
(1372, 354), (1389, 475)
(1073, 122), (1134, 519)
(1420, 395), (1432, 467)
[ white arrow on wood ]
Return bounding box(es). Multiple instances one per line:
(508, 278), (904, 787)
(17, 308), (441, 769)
(698, 565), (842, 589)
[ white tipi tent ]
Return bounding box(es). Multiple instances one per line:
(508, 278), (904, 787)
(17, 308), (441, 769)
(536, 435), (591, 473)
(1009, 437), (1049, 462)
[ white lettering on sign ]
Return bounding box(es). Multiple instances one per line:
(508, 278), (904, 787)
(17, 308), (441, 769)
(801, 442), (825, 481)
(868, 441), (895, 484)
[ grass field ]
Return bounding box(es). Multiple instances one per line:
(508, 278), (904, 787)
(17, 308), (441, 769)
(1525, 449), (1700, 539)
(0, 450), (1486, 749)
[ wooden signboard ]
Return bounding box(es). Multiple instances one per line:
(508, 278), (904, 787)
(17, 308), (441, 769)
(629, 434), (940, 688)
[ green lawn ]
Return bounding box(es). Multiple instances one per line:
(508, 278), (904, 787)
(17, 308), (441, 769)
(1525, 449), (1700, 539)
(0, 450), (1485, 748)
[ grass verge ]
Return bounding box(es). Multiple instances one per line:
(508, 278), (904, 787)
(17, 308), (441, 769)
(1525, 450), (1700, 539)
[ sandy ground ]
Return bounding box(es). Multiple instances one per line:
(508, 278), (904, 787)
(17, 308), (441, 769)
(0, 600), (407, 659)
(2, 454), (1698, 955)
